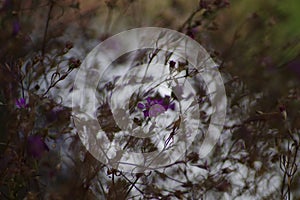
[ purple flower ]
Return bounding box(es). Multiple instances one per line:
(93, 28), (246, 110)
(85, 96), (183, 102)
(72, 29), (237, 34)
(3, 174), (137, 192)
(12, 20), (20, 36)
(15, 98), (28, 109)
(149, 104), (166, 117)
(27, 135), (49, 159)
(137, 102), (145, 109)
(137, 95), (175, 118)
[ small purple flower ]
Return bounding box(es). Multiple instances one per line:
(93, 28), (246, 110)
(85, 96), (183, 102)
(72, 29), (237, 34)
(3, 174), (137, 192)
(137, 95), (175, 118)
(149, 104), (166, 117)
(12, 20), (20, 36)
(15, 98), (28, 109)
(27, 135), (49, 159)
(137, 102), (145, 109)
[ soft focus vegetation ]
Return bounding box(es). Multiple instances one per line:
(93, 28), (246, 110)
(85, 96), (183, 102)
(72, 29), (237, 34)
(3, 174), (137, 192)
(0, 0), (299, 199)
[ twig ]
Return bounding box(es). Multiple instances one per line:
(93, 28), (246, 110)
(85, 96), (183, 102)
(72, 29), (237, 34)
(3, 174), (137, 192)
(42, 1), (54, 57)
(178, 8), (201, 32)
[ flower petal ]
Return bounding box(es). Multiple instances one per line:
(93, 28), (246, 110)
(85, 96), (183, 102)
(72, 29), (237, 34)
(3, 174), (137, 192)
(137, 103), (145, 109)
(16, 98), (27, 108)
(143, 110), (149, 117)
(156, 99), (164, 105)
(168, 103), (175, 110)
(149, 104), (166, 117)
(146, 97), (152, 104)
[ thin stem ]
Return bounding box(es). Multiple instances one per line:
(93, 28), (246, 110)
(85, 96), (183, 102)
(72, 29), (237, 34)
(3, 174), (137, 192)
(124, 176), (140, 198)
(104, 7), (113, 33)
(178, 7), (201, 32)
(42, 1), (54, 57)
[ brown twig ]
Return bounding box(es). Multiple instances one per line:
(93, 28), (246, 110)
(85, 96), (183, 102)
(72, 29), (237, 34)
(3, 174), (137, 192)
(42, 1), (54, 57)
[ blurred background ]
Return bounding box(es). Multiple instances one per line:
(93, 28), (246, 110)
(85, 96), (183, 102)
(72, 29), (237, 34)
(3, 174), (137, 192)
(0, 0), (300, 199)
